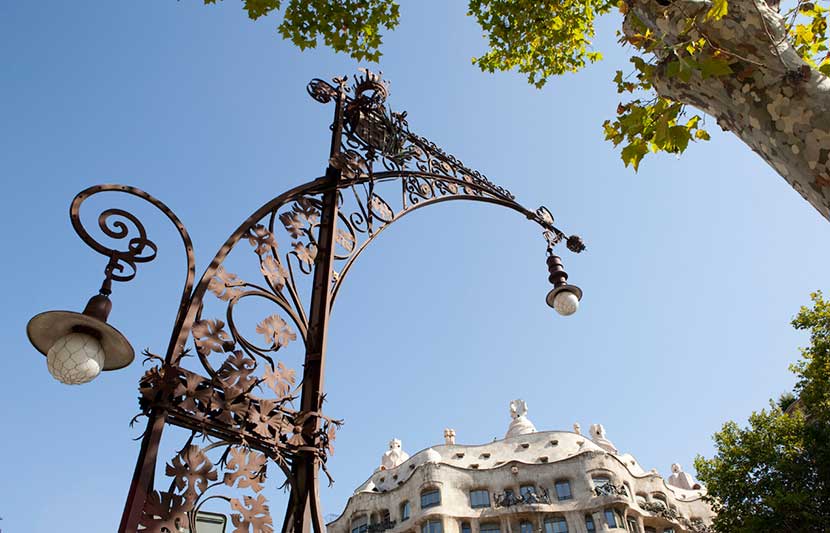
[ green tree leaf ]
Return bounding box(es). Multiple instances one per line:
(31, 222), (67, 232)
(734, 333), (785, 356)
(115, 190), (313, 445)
(621, 140), (648, 171)
(698, 56), (733, 78)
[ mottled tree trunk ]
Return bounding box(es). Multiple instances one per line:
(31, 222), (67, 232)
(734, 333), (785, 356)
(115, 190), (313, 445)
(624, 0), (830, 221)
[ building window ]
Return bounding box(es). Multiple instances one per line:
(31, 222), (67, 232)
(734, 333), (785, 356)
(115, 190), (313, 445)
(401, 501), (411, 521)
(604, 509), (622, 529)
(626, 518), (639, 533)
(592, 476), (611, 488)
(421, 521), (443, 533)
(520, 521), (534, 533)
(554, 480), (572, 501)
(480, 523), (500, 533)
(352, 516), (368, 533)
(652, 493), (667, 505)
(544, 517), (568, 533)
(470, 489), (490, 508)
(663, 529), (675, 533)
(644, 528), (657, 533)
(421, 489), (441, 509)
(585, 515), (596, 533)
(461, 522), (471, 533)
(520, 485), (536, 500)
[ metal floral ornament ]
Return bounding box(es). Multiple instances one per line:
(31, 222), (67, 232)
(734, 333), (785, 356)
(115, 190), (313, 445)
(26, 70), (586, 533)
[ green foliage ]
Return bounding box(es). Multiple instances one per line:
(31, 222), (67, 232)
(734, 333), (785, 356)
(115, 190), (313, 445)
(201, 0), (830, 172)
(602, 54), (709, 171)
(605, 9), (749, 171)
(203, 0), (400, 62)
(467, 0), (617, 88)
(788, 1), (830, 76)
(694, 292), (830, 532)
(791, 292), (830, 422)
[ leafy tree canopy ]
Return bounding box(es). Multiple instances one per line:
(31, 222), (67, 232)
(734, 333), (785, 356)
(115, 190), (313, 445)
(202, 0), (829, 172)
(203, 0), (400, 62)
(693, 292), (830, 532)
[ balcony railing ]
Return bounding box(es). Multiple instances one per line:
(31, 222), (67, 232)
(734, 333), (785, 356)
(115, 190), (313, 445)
(366, 520), (397, 533)
(367, 520), (397, 533)
(641, 502), (713, 533)
(593, 483), (628, 498)
(640, 501), (677, 519)
(493, 488), (551, 507)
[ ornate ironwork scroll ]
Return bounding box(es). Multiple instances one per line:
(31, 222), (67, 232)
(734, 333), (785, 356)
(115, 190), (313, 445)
(308, 70), (585, 304)
(130, 197), (345, 532)
(63, 70), (585, 533)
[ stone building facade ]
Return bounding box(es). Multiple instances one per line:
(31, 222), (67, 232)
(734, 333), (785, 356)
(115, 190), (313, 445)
(326, 401), (713, 533)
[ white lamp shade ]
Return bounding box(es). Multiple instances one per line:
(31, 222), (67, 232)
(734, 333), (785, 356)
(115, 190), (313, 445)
(552, 290), (580, 316)
(46, 332), (105, 385)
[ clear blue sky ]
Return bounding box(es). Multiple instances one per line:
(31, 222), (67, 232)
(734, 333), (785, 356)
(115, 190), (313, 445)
(1, 1), (828, 531)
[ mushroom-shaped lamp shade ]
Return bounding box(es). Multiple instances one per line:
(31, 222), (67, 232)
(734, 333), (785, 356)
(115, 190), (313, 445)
(546, 285), (583, 317)
(27, 309), (135, 385)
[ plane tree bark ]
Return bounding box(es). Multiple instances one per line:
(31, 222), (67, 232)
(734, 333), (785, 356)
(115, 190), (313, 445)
(624, 0), (830, 220)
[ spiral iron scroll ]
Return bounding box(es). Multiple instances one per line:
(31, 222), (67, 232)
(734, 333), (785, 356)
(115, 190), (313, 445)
(70, 185), (196, 356)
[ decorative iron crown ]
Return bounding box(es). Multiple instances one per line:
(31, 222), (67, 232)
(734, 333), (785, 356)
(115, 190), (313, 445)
(353, 68), (389, 105)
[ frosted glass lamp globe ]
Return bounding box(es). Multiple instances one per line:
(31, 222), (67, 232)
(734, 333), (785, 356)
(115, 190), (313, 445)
(552, 290), (580, 316)
(546, 284), (582, 317)
(46, 332), (105, 385)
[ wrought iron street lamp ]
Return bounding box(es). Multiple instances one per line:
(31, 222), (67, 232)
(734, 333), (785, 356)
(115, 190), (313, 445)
(25, 70), (585, 533)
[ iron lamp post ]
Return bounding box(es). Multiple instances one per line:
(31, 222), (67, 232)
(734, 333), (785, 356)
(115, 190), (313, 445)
(25, 70), (586, 533)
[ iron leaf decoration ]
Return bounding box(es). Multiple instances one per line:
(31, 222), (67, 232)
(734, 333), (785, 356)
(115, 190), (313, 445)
(230, 494), (274, 533)
(224, 448), (268, 492)
(208, 266), (246, 301)
(219, 351), (258, 395)
(255, 315), (297, 350)
(192, 319), (234, 355)
(262, 361), (297, 397)
(279, 211), (305, 239)
(141, 444), (277, 533)
(140, 491), (189, 533)
(260, 255), (289, 291)
(247, 225), (279, 255)
(165, 444), (218, 505)
(173, 373), (212, 414)
(292, 241), (317, 267)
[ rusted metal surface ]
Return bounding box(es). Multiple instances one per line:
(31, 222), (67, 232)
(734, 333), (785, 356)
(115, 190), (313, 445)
(54, 70), (586, 533)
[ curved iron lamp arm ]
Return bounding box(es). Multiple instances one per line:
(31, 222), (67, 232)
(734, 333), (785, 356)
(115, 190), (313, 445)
(70, 184), (197, 363)
(326, 171), (574, 306)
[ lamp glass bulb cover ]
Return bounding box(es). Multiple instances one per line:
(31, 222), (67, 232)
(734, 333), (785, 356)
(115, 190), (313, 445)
(552, 290), (580, 316)
(46, 332), (105, 385)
